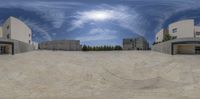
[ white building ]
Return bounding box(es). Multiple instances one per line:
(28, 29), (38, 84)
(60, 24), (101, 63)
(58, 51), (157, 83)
(156, 19), (200, 43)
(154, 19), (200, 55)
(0, 16), (34, 55)
(0, 16), (32, 44)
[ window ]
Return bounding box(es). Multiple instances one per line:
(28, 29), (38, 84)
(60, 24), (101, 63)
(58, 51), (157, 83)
(7, 25), (10, 30)
(196, 32), (200, 35)
(29, 40), (31, 44)
(172, 28), (177, 33)
(157, 37), (158, 40)
(172, 36), (177, 39)
(7, 34), (10, 39)
(29, 34), (31, 37)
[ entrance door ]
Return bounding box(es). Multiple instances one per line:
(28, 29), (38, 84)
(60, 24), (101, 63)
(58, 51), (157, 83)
(0, 45), (12, 55)
(195, 47), (200, 54)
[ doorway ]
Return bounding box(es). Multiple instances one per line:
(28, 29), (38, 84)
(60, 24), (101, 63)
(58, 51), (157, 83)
(0, 44), (13, 55)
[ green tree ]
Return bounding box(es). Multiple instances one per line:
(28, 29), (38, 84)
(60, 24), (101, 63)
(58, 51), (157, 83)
(163, 33), (172, 42)
(114, 45), (123, 50)
(82, 45), (88, 51)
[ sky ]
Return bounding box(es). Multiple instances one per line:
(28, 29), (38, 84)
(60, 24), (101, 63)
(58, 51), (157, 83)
(0, 0), (200, 46)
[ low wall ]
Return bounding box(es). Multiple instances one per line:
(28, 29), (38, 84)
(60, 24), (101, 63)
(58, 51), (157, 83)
(0, 38), (34, 54)
(152, 40), (172, 54)
(13, 40), (35, 54)
(39, 40), (81, 51)
(152, 38), (200, 55)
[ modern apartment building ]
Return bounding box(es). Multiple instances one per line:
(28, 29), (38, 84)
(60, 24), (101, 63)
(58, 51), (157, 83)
(0, 16), (34, 55)
(153, 19), (200, 55)
(39, 40), (81, 51)
(123, 36), (149, 50)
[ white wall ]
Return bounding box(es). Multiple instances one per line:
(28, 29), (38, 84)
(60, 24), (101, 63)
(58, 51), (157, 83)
(0, 27), (2, 38)
(2, 18), (11, 39)
(2, 17), (32, 44)
(195, 26), (200, 38)
(155, 29), (164, 42)
(169, 19), (195, 38)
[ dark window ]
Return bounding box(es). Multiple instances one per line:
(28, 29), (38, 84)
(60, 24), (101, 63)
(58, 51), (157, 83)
(172, 28), (177, 33)
(195, 46), (200, 54)
(29, 34), (31, 37)
(7, 34), (10, 39)
(7, 25), (9, 30)
(172, 36), (177, 39)
(196, 32), (200, 35)
(157, 37), (158, 40)
(29, 40), (31, 44)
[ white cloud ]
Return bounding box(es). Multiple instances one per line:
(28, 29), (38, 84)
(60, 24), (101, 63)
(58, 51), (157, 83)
(0, 1), (83, 29)
(68, 5), (146, 36)
(20, 18), (52, 41)
(76, 28), (118, 42)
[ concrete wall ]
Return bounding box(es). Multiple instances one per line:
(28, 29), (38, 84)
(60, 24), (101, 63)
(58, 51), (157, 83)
(195, 26), (200, 38)
(169, 19), (195, 38)
(39, 40), (81, 51)
(13, 40), (35, 54)
(156, 29), (164, 42)
(2, 17), (32, 44)
(123, 38), (134, 50)
(0, 27), (2, 38)
(152, 40), (172, 54)
(152, 38), (200, 54)
(0, 38), (34, 54)
(2, 18), (11, 39)
(10, 17), (32, 44)
(123, 37), (149, 50)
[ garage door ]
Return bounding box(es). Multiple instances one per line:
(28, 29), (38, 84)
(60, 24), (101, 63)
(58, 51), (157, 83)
(177, 45), (195, 54)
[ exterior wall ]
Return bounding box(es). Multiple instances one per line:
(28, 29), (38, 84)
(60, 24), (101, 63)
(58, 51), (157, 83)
(2, 17), (32, 44)
(39, 40), (81, 51)
(152, 38), (200, 54)
(2, 18), (11, 39)
(32, 42), (38, 50)
(152, 40), (172, 54)
(135, 37), (149, 50)
(195, 26), (200, 38)
(10, 17), (32, 44)
(0, 17), (34, 55)
(123, 38), (134, 50)
(0, 38), (34, 54)
(0, 27), (2, 38)
(123, 37), (149, 50)
(156, 29), (164, 43)
(169, 19), (195, 39)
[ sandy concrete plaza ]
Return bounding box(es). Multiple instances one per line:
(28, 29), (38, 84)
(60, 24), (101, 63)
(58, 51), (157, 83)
(0, 51), (200, 99)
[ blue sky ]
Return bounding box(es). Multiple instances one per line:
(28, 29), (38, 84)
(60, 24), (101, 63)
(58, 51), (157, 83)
(0, 0), (200, 45)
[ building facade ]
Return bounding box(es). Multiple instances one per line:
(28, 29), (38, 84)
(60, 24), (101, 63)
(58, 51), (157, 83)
(0, 16), (34, 55)
(123, 36), (149, 50)
(39, 40), (81, 51)
(153, 19), (200, 55)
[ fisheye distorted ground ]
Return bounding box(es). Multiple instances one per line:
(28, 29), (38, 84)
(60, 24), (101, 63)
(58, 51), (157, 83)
(0, 51), (200, 99)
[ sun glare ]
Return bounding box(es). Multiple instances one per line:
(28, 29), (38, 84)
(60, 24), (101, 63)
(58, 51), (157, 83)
(87, 10), (113, 21)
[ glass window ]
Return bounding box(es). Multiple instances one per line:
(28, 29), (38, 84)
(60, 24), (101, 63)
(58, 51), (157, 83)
(196, 32), (200, 35)
(7, 34), (10, 39)
(7, 25), (9, 30)
(172, 36), (177, 39)
(172, 28), (177, 33)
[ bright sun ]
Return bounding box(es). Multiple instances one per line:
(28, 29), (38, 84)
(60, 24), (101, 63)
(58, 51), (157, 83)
(86, 10), (113, 21)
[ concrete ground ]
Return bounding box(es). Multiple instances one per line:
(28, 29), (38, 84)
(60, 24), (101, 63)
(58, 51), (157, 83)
(0, 51), (200, 99)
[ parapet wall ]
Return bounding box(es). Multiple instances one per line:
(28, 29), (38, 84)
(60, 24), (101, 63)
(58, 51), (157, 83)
(152, 40), (172, 54)
(13, 40), (35, 54)
(39, 40), (81, 51)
